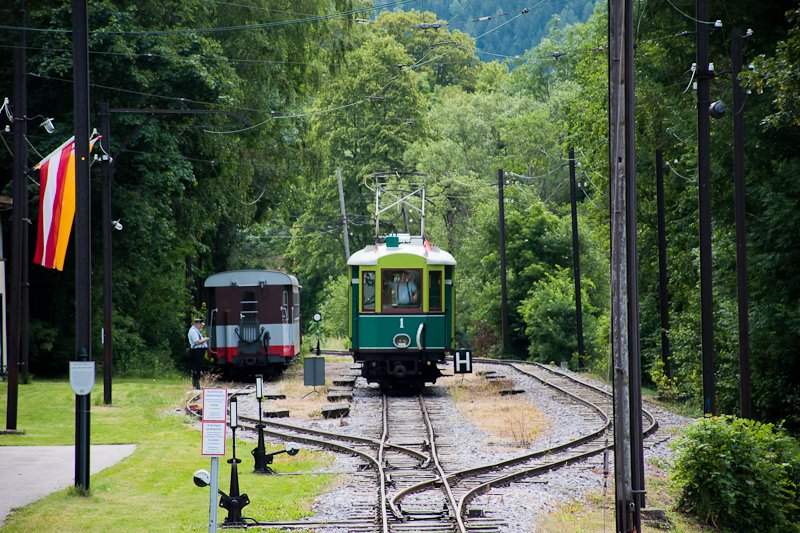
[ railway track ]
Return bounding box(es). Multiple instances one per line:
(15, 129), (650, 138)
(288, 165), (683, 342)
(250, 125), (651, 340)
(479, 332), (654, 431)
(186, 357), (663, 531)
(385, 359), (658, 529)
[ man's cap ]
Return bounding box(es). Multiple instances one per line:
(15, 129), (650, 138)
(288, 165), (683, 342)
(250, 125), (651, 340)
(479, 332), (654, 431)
(193, 317), (203, 323)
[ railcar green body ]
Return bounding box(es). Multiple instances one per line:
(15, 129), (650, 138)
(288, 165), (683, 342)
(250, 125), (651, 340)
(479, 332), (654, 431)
(347, 233), (456, 390)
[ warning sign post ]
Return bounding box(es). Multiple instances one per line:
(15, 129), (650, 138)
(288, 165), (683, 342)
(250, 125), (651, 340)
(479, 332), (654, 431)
(201, 388), (227, 532)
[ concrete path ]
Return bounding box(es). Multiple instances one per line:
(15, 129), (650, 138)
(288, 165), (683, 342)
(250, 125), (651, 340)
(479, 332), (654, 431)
(0, 444), (136, 526)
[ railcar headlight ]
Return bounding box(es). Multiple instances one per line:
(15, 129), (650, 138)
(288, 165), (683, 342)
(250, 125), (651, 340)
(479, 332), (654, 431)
(393, 333), (411, 349)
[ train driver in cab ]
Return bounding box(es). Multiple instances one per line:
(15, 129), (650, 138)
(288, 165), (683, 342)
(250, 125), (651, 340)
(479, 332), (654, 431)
(394, 270), (418, 306)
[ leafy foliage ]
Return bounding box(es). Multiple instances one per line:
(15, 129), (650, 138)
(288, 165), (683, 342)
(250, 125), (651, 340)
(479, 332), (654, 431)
(2, 0), (800, 435)
(670, 416), (800, 531)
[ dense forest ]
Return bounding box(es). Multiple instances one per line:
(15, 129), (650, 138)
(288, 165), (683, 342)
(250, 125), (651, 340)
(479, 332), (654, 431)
(1, 0), (799, 431)
(381, 0), (597, 58)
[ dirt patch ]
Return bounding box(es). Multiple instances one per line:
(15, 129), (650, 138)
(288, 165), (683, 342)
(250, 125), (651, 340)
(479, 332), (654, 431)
(439, 370), (550, 449)
(261, 356), (355, 421)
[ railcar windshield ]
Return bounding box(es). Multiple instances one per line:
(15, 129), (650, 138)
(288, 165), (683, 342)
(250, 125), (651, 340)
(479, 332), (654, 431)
(362, 271), (375, 310)
(382, 268), (422, 311)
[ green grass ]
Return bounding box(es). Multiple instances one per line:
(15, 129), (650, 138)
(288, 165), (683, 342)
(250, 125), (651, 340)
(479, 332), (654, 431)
(0, 377), (337, 532)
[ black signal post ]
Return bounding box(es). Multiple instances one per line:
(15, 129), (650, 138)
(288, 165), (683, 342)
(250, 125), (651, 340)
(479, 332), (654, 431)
(221, 396), (249, 526)
(251, 375), (271, 473)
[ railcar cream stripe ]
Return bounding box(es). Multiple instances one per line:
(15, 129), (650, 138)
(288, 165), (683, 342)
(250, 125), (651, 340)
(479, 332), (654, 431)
(357, 346), (445, 350)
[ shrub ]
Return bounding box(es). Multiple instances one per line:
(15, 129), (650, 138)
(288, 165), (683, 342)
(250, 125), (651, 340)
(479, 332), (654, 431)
(669, 415), (800, 532)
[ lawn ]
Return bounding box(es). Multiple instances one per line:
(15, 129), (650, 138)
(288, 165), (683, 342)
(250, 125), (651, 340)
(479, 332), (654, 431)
(0, 377), (337, 532)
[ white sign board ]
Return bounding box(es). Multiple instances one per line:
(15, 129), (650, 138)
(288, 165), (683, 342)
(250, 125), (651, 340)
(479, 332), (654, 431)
(201, 388), (227, 457)
(454, 349), (472, 374)
(69, 361), (96, 395)
(201, 421), (227, 456)
(202, 388), (227, 422)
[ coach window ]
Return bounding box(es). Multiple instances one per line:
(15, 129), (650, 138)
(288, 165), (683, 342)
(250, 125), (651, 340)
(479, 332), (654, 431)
(292, 290), (300, 322)
(362, 271), (375, 311)
(242, 291), (258, 325)
(382, 269), (422, 310)
(429, 271), (442, 311)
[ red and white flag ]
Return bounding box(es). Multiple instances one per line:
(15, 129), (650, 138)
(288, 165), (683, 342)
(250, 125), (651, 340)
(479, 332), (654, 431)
(423, 236), (433, 256)
(33, 135), (99, 270)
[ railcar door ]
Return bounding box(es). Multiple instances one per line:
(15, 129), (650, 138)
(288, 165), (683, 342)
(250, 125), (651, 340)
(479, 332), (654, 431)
(237, 290), (265, 358)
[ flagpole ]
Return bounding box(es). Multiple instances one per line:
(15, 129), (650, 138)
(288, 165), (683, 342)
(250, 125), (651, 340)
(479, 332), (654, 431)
(72, 0), (92, 491)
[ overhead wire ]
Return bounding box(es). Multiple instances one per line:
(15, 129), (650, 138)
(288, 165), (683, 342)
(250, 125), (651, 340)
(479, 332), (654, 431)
(663, 0), (720, 25)
(0, 43), (344, 68)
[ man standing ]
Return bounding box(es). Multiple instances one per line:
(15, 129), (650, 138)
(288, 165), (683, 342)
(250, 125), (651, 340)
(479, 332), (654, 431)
(187, 318), (209, 389)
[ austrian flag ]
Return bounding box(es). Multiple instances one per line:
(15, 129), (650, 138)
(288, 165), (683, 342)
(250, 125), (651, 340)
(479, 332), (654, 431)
(33, 135), (99, 271)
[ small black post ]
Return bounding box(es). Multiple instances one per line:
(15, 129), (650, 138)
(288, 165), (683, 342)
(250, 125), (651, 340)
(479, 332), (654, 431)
(497, 169), (510, 354)
(221, 396), (249, 526)
(251, 375), (273, 474)
(568, 148), (585, 369)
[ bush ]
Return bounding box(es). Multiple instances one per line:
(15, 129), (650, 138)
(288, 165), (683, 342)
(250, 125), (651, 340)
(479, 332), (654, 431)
(670, 415), (800, 532)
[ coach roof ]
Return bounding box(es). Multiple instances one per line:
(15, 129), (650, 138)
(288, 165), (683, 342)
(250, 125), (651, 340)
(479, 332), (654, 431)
(204, 270), (300, 288)
(347, 240), (456, 267)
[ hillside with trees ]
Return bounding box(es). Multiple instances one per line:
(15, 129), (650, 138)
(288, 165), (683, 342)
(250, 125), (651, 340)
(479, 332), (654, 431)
(1, 0), (799, 435)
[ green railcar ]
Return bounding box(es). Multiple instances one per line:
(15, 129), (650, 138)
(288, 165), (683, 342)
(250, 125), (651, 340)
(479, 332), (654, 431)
(347, 233), (456, 390)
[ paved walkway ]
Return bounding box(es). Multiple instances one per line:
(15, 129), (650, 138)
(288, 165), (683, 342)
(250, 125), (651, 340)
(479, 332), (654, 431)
(0, 444), (136, 526)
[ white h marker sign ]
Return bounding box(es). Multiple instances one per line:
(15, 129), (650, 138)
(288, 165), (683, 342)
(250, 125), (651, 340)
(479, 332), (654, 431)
(454, 349), (472, 374)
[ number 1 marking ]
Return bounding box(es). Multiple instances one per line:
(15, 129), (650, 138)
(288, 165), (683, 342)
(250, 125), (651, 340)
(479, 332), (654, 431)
(400, 318), (404, 329)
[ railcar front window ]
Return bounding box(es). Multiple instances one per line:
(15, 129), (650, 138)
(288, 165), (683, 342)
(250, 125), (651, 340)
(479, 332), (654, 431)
(362, 271), (375, 311)
(382, 269), (422, 311)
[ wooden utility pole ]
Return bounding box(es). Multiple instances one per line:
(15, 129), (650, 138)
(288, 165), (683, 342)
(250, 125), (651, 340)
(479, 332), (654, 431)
(655, 150), (673, 379)
(609, 0), (644, 530)
(731, 28), (751, 418)
(7, 43), (26, 432)
(73, 0), (92, 490)
(336, 167), (351, 259)
(696, 0), (717, 416)
(568, 148), (585, 369)
(100, 102), (113, 405)
(497, 169), (510, 354)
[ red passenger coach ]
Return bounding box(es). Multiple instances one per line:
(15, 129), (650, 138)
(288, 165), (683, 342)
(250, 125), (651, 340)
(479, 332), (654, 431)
(204, 270), (301, 376)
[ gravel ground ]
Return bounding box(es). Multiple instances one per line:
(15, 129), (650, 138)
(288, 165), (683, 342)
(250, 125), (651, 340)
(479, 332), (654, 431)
(234, 360), (694, 532)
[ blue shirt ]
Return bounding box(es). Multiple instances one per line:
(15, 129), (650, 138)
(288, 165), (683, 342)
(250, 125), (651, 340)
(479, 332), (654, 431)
(188, 326), (208, 349)
(397, 280), (417, 305)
